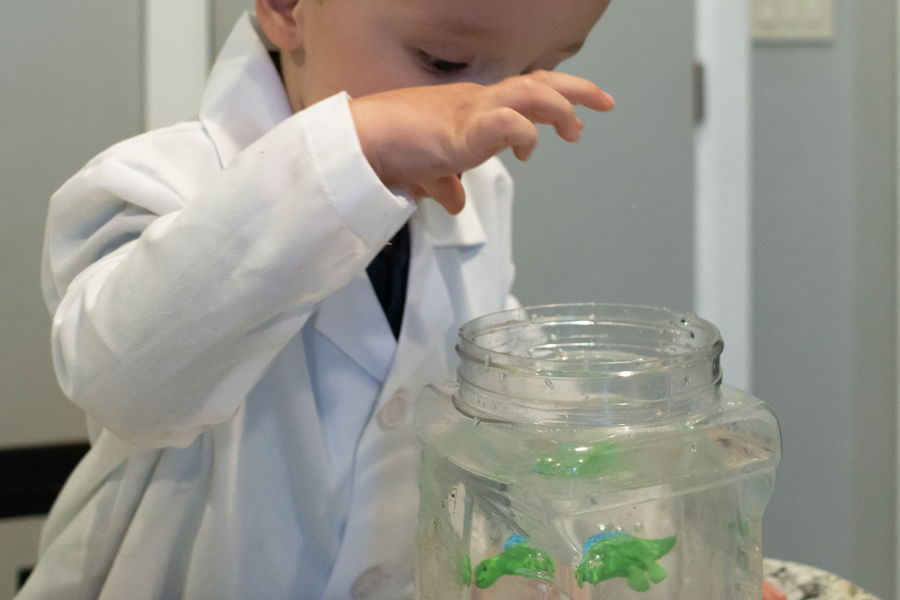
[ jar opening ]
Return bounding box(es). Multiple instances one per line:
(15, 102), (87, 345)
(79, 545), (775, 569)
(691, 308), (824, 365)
(454, 303), (723, 426)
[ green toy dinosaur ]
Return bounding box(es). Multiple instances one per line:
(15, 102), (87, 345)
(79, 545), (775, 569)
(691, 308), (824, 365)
(532, 440), (618, 478)
(458, 553), (472, 586)
(575, 531), (677, 591)
(474, 534), (556, 589)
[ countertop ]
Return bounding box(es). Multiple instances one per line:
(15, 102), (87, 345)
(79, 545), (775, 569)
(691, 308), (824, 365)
(764, 558), (880, 600)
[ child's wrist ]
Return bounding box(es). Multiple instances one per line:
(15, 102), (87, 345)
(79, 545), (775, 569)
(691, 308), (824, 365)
(348, 97), (392, 186)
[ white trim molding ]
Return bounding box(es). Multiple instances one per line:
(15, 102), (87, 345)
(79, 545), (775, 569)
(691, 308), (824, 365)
(143, 0), (212, 131)
(694, 0), (753, 391)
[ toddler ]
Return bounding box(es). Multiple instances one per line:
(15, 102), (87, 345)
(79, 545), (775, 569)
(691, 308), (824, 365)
(19, 0), (784, 598)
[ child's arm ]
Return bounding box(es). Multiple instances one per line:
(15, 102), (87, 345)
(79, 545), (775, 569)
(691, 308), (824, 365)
(43, 95), (413, 449)
(350, 70), (614, 214)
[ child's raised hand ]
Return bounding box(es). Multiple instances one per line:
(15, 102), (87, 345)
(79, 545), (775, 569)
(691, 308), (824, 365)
(349, 71), (615, 214)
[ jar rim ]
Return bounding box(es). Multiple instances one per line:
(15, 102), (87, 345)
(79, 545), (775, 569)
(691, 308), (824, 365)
(457, 302), (723, 379)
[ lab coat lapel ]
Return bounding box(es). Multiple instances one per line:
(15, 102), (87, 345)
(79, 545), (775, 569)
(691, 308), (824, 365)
(384, 197), (486, 391)
(314, 274), (396, 383)
(314, 192), (486, 390)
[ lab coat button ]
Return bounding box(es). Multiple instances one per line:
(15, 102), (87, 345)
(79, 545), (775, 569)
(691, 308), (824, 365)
(351, 565), (385, 599)
(377, 389), (409, 430)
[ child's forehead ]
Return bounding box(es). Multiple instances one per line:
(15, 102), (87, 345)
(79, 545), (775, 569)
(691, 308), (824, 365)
(398, 0), (607, 30)
(297, 0), (608, 51)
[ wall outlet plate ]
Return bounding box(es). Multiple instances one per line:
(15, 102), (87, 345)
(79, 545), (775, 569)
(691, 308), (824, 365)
(751, 0), (834, 42)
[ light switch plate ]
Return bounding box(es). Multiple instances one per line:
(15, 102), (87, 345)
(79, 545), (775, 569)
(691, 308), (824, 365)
(751, 0), (834, 42)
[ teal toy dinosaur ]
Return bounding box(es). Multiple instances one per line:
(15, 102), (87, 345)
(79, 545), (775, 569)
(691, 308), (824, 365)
(532, 440), (618, 478)
(575, 531), (677, 591)
(474, 534), (556, 589)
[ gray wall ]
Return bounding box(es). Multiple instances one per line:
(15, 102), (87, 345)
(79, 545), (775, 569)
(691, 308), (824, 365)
(214, 0), (251, 50)
(504, 0), (696, 310)
(0, 3), (143, 449)
(753, 2), (897, 598)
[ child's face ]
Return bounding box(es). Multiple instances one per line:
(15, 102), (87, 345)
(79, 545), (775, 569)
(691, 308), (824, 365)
(280, 0), (611, 110)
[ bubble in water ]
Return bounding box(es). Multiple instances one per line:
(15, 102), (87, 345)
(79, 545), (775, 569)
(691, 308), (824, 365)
(633, 522), (644, 532)
(482, 355), (491, 370)
(498, 372), (506, 381)
(544, 378), (555, 390)
(689, 441), (697, 453)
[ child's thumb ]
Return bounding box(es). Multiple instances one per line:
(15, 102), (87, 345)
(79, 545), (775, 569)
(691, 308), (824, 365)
(416, 176), (467, 215)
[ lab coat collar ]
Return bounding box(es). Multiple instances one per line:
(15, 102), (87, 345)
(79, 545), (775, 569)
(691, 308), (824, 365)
(417, 188), (487, 248)
(199, 12), (292, 168)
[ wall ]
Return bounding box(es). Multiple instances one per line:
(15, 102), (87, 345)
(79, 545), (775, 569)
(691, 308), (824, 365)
(504, 1), (696, 311)
(0, 4), (142, 447)
(753, 2), (897, 597)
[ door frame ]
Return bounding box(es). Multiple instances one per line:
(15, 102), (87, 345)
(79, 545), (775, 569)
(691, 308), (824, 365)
(693, 0), (753, 392)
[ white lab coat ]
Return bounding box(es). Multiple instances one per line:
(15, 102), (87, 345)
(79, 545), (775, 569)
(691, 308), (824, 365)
(20, 13), (515, 600)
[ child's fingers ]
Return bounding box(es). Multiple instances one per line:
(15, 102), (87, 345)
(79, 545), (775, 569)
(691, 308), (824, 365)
(469, 107), (539, 162)
(525, 70), (615, 112)
(493, 79), (584, 142)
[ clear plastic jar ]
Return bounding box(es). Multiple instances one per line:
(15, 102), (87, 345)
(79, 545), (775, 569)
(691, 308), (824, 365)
(415, 303), (781, 599)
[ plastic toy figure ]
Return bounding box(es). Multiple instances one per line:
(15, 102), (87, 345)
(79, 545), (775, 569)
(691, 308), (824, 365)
(575, 531), (677, 591)
(532, 440), (618, 478)
(474, 535), (556, 588)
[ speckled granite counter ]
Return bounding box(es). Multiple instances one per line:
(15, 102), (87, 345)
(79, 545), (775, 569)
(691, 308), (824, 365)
(764, 558), (879, 600)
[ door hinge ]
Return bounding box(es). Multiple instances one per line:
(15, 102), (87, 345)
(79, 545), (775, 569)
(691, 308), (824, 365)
(693, 60), (705, 125)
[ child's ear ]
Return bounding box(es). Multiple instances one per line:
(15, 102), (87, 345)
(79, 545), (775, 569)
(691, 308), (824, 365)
(256, 0), (304, 51)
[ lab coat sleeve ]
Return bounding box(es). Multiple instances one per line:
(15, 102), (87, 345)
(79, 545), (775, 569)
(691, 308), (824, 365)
(42, 93), (414, 448)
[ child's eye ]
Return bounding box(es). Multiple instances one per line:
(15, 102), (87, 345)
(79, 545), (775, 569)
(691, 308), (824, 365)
(419, 51), (468, 75)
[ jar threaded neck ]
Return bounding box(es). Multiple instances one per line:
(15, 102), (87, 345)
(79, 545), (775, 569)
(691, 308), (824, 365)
(454, 303), (723, 426)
